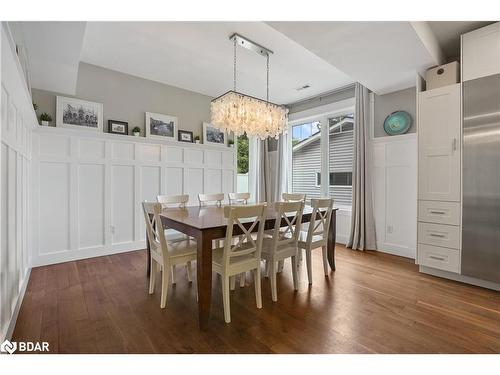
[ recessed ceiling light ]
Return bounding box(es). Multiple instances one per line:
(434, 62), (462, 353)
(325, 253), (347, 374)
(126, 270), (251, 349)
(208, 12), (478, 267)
(296, 84), (311, 91)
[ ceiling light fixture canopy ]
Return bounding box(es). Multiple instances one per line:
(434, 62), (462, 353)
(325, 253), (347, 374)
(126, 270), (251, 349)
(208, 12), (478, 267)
(210, 33), (288, 140)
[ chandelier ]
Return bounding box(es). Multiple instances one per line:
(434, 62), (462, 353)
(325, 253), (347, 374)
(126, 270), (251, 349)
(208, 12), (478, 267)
(210, 34), (289, 140)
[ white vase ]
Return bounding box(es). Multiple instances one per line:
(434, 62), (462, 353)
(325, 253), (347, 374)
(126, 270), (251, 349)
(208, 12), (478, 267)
(133, 132), (140, 137)
(195, 140), (200, 144)
(41, 121), (49, 126)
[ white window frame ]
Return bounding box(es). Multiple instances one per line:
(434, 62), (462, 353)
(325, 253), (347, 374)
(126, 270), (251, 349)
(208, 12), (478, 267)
(288, 97), (355, 201)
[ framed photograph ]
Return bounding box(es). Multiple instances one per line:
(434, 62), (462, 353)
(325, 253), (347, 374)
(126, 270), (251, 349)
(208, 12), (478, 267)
(178, 130), (194, 143)
(203, 122), (227, 147)
(56, 96), (103, 131)
(108, 120), (128, 135)
(145, 112), (177, 141)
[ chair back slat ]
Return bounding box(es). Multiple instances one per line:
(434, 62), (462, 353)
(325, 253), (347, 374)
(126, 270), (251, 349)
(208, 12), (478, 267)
(157, 194), (189, 208)
(142, 202), (169, 262)
(198, 193), (225, 207)
(272, 201), (304, 248)
(228, 192), (250, 205)
(306, 198), (334, 244)
(221, 204), (267, 268)
(282, 193), (306, 202)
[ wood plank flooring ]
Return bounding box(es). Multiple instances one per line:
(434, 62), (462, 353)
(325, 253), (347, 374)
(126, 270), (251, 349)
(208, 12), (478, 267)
(12, 245), (500, 353)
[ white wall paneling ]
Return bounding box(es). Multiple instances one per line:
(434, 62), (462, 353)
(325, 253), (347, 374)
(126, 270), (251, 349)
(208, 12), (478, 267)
(1, 24), (37, 341)
(371, 135), (418, 259)
(31, 127), (237, 267)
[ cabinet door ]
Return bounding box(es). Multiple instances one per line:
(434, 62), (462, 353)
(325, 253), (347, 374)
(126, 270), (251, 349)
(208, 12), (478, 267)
(462, 22), (500, 82)
(418, 84), (461, 202)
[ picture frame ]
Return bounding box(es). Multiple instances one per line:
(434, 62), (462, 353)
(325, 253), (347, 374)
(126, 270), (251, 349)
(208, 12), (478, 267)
(145, 112), (178, 141)
(178, 130), (194, 143)
(56, 96), (103, 131)
(108, 120), (129, 135)
(203, 122), (227, 147)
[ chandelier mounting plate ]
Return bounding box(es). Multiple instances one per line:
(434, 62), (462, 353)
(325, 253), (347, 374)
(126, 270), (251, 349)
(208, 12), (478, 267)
(229, 33), (273, 57)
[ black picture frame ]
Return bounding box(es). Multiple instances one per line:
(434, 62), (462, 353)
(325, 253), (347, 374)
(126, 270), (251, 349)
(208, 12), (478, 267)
(108, 120), (129, 135)
(178, 130), (194, 143)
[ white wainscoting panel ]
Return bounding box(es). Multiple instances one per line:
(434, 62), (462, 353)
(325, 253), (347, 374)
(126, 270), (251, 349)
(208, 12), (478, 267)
(371, 134), (417, 259)
(31, 128), (237, 266)
(1, 25), (37, 341)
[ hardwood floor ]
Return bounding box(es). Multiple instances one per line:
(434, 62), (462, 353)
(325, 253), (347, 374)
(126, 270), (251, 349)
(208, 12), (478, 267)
(13, 245), (500, 353)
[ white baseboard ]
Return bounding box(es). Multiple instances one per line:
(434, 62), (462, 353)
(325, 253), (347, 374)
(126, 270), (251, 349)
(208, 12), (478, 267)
(32, 240), (146, 267)
(3, 268), (31, 342)
(377, 241), (416, 259)
(420, 266), (500, 291)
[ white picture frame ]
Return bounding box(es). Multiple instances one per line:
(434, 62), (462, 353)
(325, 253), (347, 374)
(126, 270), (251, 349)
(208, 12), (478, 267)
(56, 96), (103, 131)
(203, 122), (227, 147)
(145, 112), (178, 141)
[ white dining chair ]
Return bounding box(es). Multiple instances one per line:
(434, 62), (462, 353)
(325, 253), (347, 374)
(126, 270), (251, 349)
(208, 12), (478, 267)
(198, 193), (225, 207)
(228, 192), (250, 205)
(142, 202), (197, 308)
(261, 201), (304, 302)
(212, 204), (267, 323)
(157, 194), (193, 284)
(282, 192), (306, 202)
(297, 198), (334, 284)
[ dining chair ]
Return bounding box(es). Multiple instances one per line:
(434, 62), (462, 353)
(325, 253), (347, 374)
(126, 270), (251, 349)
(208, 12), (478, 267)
(198, 193), (225, 207)
(212, 204), (267, 323)
(228, 192), (250, 205)
(282, 192), (306, 202)
(261, 201), (304, 302)
(297, 198), (334, 284)
(142, 202), (197, 308)
(157, 194), (193, 284)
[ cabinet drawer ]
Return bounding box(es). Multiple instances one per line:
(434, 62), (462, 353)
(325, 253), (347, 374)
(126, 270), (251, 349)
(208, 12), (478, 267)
(418, 200), (460, 225)
(418, 222), (460, 249)
(417, 244), (460, 273)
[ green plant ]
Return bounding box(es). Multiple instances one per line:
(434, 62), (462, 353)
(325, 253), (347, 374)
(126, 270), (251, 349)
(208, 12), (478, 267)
(33, 102), (38, 111)
(194, 135), (200, 141)
(236, 133), (248, 174)
(228, 139), (235, 146)
(132, 126), (141, 133)
(39, 112), (52, 122)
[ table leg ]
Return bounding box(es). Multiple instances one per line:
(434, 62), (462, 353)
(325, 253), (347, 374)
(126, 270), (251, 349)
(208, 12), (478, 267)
(146, 236), (151, 277)
(327, 211), (337, 271)
(197, 230), (213, 330)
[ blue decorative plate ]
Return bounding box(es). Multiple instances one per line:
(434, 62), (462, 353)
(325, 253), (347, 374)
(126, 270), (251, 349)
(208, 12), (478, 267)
(383, 111), (412, 135)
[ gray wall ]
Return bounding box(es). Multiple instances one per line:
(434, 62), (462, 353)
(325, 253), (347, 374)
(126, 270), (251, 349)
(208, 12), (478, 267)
(373, 87), (416, 138)
(32, 62), (213, 137)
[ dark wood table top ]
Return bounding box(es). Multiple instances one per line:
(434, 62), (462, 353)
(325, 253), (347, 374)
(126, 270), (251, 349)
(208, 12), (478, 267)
(159, 203), (339, 230)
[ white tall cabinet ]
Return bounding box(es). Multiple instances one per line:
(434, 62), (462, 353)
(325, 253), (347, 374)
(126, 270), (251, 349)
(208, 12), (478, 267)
(417, 83), (462, 273)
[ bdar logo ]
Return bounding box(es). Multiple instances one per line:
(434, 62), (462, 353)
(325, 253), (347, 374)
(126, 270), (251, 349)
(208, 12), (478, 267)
(0, 340), (17, 354)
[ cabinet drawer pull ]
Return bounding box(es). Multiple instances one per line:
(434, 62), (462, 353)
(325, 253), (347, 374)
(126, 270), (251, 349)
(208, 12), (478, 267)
(429, 255), (446, 261)
(429, 233), (446, 238)
(429, 210), (446, 215)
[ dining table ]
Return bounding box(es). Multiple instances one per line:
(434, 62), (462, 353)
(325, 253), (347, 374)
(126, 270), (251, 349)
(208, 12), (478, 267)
(147, 203), (338, 330)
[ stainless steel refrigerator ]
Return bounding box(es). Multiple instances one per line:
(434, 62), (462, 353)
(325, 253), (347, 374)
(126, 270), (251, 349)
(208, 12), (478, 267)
(462, 73), (500, 283)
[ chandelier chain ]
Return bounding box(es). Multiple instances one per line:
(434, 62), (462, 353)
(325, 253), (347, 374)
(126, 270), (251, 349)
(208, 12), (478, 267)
(233, 37), (237, 92)
(266, 54), (269, 102)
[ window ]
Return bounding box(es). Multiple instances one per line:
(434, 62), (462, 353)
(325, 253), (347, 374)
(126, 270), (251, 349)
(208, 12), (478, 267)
(292, 121), (320, 145)
(316, 172), (353, 187)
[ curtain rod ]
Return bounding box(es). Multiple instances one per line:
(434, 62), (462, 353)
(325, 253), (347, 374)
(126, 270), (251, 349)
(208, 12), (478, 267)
(287, 83), (356, 108)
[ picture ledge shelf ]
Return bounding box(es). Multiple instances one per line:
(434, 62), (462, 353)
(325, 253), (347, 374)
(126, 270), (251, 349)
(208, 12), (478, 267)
(33, 126), (236, 151)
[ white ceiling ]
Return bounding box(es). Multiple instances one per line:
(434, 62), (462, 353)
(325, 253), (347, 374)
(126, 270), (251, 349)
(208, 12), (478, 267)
(9, 21), (86, 95)
(15, 21), (492, 103)
(267, 21), (443, 95)
(80, 22), (352, 105)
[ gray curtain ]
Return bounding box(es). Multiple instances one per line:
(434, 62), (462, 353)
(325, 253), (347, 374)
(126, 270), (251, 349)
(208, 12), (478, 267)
(347, 83), (377, 250)
(273, 134), (289, 202)
(255, 139), (272, 203)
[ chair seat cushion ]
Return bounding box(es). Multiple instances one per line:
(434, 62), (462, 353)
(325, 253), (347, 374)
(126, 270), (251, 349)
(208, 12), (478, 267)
(261, 238), (297, 259)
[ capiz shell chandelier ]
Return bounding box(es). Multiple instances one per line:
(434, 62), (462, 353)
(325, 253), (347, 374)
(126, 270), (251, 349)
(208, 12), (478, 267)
(210, 34), (288, 140)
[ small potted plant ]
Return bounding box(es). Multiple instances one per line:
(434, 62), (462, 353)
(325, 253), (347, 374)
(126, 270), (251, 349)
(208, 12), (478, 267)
(33, 102), (38, 111)
(228, 139), (235, 148)
(194, 135), (201, 144)
(132, 126), (141, 137)
(39, 112), (52, 126)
